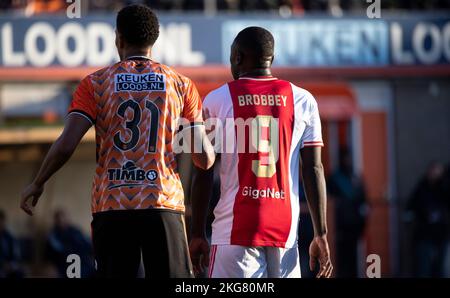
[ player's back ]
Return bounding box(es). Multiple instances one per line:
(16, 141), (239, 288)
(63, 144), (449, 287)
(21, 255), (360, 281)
(203, 76), (323, 249)
(69, 58), (202, 213)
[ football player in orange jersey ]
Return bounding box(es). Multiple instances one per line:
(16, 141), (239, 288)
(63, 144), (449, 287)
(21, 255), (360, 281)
(20, 5), (215, 277)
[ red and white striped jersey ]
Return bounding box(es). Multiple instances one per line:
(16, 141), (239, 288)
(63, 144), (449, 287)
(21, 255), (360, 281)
(203, 76), (323, 249)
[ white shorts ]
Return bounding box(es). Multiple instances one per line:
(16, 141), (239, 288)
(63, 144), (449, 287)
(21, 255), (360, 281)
(208, 244), (301, 278)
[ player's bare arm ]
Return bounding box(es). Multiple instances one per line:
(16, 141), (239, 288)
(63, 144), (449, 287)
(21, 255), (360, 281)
(189, 125), (215, 170)
(189, 165), (214, 275)
(188, 106), (216, 274)
(20, 114), (91, 216)
(300, 146), (333, 278)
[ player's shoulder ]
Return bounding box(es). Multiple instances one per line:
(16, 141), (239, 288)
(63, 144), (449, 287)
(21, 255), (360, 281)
(204, 83), (231, 106)
(289, 82), (317, 106)
(78, 63), (122, 88)
(206, 83), (230, 98)
(90, 62), (123, 78)
(154, 62), (194, 85)
(290, 82), (314, 100)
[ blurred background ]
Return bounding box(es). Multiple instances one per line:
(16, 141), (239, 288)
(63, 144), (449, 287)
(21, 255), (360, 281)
(0, 0), (449, 278)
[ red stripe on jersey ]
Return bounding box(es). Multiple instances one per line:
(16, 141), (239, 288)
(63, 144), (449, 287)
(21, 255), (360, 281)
(228, 79), (294, 247)
(259, 152), (270, 166)
(208, 245), (217, 278)
(261, 126), (270, 140)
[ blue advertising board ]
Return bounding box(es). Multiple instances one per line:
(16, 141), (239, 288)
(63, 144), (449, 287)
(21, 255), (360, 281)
(222, 19), (389, 67)
(0, 15), (449, 67)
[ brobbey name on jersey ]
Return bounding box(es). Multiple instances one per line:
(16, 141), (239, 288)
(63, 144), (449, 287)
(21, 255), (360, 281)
(241, 186), (286, 200)
(238, 94), (287, 107)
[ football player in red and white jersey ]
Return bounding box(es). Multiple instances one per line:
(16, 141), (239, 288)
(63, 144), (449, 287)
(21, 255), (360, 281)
(189, 27), (332, 278)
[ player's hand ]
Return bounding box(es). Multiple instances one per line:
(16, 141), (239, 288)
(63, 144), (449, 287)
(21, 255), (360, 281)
(20, 182), (44, 216)
(203, 108), (214, 136)
(189, 236), (210, 276)
(202, 108), (211, 121)
(309, 235), (333, 278)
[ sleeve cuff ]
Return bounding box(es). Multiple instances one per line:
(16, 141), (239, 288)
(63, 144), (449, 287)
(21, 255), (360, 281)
(302, 141), (324, 148)
(178, 121), (205, 133)
(68, 110), (95, 125)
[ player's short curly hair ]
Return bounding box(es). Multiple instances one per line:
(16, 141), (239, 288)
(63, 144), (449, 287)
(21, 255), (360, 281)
(234, 26), (274, 63)
(116, 4), (159, 47)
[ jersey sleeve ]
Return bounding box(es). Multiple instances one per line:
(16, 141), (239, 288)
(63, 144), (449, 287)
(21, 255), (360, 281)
(181, 78), (203, 124)
(203, 90), (216, 119)
(68, 76), (96, 125)
(300, 91), (324, 148)
(202, 84), (229, 119)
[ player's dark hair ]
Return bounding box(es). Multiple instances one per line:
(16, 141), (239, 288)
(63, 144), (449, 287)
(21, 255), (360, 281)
(116, 4), (159, 47)
(234, 26), (274, 67)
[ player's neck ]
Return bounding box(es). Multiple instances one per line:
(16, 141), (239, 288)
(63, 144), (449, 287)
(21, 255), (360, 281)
(239, 68), (272, 78)
(120, 48), (152, 61)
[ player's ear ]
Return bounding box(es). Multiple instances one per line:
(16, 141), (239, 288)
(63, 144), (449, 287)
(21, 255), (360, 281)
(115, 30), (119, 48)
(235, 51), (243, 65)
(115, 29), (124, 50)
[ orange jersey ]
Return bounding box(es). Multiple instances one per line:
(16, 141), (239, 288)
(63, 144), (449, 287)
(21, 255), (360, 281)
(68, 58), (202, 214)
